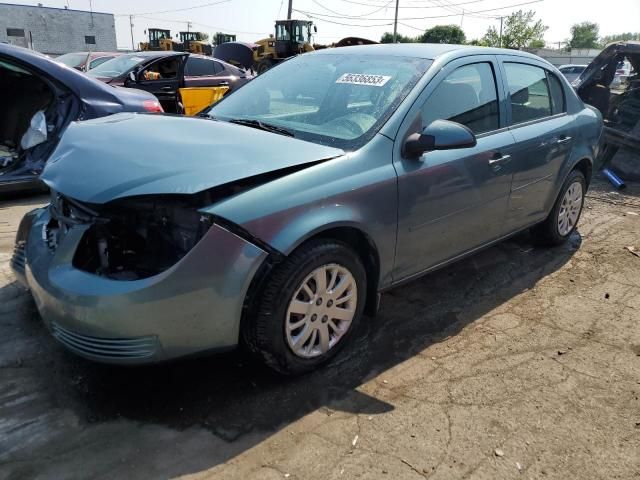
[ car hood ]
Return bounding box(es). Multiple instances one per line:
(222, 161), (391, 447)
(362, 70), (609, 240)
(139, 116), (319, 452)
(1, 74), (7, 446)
(40, 113), (345, 204)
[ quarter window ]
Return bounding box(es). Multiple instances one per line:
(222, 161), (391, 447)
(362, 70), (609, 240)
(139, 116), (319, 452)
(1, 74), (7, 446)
(547, 72), (565, 114)
(421, 62), (500, 135)
(504, 63), (552, 124)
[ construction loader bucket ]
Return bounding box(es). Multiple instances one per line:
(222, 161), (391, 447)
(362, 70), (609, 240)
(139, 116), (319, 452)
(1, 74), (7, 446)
(178, 86), (230, 116)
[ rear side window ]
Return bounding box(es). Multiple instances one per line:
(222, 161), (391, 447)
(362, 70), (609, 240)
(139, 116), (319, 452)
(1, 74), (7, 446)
(547, 72), (565, 114)
(185, 57), (216, 76)
(421, 62), (500, 135)
(504, 63), (552, 124)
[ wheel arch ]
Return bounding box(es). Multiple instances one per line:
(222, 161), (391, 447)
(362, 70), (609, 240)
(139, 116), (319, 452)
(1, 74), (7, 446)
(241, 222), (381, 331)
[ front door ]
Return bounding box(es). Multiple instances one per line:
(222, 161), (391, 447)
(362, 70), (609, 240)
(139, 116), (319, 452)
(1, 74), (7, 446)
(499, 60), (576, 230)
(393, 57), (516, 281)
(132, 55), (187, 113)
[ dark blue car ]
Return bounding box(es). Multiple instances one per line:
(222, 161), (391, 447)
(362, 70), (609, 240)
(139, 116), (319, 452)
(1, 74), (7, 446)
(0, 43), (162, 194)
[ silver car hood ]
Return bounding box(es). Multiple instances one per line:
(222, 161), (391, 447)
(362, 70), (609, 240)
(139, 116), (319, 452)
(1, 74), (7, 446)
(41, 113), (344, 204)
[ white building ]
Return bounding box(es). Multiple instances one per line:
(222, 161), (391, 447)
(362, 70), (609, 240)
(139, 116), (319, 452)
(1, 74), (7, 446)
(0, 3), (117, 55)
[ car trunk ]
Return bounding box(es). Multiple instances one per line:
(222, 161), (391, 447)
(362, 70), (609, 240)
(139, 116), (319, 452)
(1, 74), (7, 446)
(0, 59), (79, 185)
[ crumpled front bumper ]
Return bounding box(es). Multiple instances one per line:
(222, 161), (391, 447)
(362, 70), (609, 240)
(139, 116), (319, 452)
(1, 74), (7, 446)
(13, 207), (268, 364)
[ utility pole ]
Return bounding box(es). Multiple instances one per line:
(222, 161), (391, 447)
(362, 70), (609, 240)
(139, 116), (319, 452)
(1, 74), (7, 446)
(498, 16), (504, 47)
(393, 0), (399, 43)
(129, 15), (135, 50)
(460, 9), (464, 28)
(187, 21), (192, 32)
(287, 0), (293, 20)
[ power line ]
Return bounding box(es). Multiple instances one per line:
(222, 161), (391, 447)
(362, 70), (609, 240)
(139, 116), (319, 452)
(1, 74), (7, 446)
(293, 0), (543, 21)
(312, 0), (394, 17)
(114, 0), (231, 17)
(336, 0), (485, 6)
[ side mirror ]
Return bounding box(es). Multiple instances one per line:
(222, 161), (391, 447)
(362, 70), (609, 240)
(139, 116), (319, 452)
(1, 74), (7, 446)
(403, 119), (476, 159)
(128, 71), (137, 83)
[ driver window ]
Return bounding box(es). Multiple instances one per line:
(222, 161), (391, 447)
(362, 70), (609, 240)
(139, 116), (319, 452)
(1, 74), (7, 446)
(421, 62), (500, 135)
(141, 57), (179, 81)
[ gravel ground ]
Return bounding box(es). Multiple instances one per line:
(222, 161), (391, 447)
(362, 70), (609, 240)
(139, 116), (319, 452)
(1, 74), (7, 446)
(1, 176), (639, 480)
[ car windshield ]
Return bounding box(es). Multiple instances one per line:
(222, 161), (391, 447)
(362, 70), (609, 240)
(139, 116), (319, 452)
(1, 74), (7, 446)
(55, 52), (88, 68)
(87, 54), (147, 79)
(206, 54), (431, 149)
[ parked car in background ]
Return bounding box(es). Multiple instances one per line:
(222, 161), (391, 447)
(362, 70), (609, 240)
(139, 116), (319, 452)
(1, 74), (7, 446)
(13, 44), (602, 374)
(574, 41), (640, 159)
(54, 51), (122, 72)
(0, 43), (162, 194)
(557, 64), (587, 83)
(87, 51), (251, 114)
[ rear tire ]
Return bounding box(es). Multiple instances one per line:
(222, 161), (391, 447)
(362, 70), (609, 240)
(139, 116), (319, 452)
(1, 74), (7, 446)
(243, 239), (367, 376)
(531, 169), (586, 246)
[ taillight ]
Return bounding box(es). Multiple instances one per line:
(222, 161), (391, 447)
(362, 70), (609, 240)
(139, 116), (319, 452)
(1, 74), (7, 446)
(616, 69), (625, 74)
(142, 99), (163, 113)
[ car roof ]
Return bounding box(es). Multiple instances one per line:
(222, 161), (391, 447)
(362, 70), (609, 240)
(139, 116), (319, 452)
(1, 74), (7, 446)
(0, 43), (150, 102)
(311, 43), (546, 61)
(120, 50), (187, 59)
(559, 64), (587, 68)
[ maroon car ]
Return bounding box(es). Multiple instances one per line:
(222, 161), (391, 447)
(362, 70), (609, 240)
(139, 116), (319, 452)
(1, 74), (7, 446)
(87, 51), (251, 113)
(54, 51), (122, 72)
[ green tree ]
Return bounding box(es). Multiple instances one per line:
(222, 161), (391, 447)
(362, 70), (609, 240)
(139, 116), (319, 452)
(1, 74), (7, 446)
(196, 32), (209, 42)
(528, 38), (546, 48)
(568, 22), (599, 49)
(380, 32), (416, 43)
(421, 24), (466, 44)
(600, 32), (640, 46)
(480, 26), (501, 47)
(481, 10), (547, 49)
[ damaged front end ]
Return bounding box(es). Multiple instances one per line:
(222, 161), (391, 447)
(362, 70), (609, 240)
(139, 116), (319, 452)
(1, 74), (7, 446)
(59, 194), (215, 280)
(16, 190), (270, 363)
(575, 42), (640, 173)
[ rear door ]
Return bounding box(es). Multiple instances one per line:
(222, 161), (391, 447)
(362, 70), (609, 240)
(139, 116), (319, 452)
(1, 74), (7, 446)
(393, 56), (517, 280)
(498, 58), (575, 231)
(134, 54), (187, 113)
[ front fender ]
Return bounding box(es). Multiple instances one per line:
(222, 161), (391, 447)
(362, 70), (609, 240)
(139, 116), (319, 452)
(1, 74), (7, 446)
(203, 135), (399, 287)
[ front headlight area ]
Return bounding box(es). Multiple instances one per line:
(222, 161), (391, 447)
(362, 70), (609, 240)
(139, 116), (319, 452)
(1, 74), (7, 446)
(71, 195), (214, 280)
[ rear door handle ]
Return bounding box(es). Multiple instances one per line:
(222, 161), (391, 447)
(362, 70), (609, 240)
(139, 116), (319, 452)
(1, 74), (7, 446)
(488, 154), (511, 166)
(556, 136), (572, 144)
(161, 85), (173, 91)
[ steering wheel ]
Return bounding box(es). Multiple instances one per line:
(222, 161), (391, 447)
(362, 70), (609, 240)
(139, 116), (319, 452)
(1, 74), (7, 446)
(326, 116), (366, 136)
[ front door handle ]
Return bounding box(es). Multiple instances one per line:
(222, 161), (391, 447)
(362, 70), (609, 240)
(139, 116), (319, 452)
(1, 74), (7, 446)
(556, 136), (572, 144)
(488, 154), (511, 166)
(161, 85), (173, 91)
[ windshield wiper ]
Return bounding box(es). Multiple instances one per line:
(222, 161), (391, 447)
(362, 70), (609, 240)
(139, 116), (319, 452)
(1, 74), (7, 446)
(228, 118), (295, 137)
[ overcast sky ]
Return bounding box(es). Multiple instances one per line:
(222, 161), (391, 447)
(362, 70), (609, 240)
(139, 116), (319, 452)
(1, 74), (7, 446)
(7, 0), (640, 49)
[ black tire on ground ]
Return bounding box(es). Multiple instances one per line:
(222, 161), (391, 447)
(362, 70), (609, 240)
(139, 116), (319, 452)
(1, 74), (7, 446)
(256, 59), (275, 74)
(531, 169), (587, 246)
(243, 239), (367, 375)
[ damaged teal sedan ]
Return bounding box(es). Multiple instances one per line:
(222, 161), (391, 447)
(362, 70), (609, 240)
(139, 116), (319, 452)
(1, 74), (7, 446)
(12, 44), (602, 374)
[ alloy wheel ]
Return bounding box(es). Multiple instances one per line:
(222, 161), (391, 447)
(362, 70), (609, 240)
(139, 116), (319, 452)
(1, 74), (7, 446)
(285, 263), (358, 358)
(557, 180), (583, 236)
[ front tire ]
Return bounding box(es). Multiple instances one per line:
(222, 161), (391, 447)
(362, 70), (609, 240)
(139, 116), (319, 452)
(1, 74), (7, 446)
(243, 239), (367, 375)
(532, 169), (586, 246)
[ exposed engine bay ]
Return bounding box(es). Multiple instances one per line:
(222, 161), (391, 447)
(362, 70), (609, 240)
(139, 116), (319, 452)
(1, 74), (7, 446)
(59, 195), (214, 280)
(0, 59), (77, 179)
